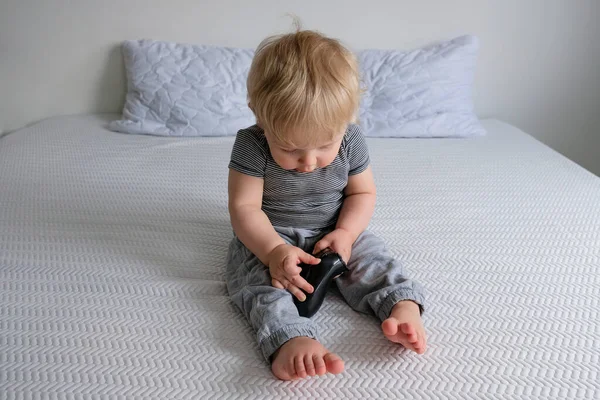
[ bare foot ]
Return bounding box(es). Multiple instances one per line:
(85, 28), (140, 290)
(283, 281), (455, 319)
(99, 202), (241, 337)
(381, 300), (427, 354)
(271, 337), (344, 380)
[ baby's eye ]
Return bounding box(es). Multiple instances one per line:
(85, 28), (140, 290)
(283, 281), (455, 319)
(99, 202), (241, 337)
(282, 148), (296, 153)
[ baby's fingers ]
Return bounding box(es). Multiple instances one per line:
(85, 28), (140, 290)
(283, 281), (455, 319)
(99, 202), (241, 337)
(271, 278), (285, 290)
(312, 239), (329, 255)
(278, 278), (307, 301)
(299, 250), (321, 265)
(290, 274), (314, 294)
(286, 282), (307, 302)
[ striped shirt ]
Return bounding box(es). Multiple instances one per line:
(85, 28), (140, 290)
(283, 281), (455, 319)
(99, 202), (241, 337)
(228, 123), (370, 229)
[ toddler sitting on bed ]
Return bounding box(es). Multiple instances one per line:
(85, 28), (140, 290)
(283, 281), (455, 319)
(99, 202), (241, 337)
(226, 28), (427, 381)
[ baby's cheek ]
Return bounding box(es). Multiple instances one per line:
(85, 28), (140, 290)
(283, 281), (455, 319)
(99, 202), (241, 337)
(318, 155), (337, 168)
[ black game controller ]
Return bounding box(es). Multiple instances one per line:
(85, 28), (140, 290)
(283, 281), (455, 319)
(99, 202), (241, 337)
(294, 248), (348, 318)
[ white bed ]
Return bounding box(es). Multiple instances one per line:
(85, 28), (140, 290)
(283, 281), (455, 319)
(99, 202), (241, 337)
(1, 114), (599, 399)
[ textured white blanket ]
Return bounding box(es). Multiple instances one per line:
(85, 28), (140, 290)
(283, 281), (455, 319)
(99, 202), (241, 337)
(1, 115), (598, 399)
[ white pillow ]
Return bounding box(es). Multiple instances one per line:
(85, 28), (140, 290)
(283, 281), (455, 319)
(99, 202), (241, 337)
(109, 36), (484, 138)
(109, 40), (255, 137)
(358, 35), (485, 137)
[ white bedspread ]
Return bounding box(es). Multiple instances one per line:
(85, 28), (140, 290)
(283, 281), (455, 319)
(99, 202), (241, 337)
(1, 114), (599, 399)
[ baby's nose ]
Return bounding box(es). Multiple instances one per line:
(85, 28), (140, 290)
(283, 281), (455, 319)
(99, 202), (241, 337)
(297, 165), (316, 173)
(299, 151), (316, 164)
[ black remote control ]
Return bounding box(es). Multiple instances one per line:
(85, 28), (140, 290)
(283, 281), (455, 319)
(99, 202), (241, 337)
(294, 248), (348, 318)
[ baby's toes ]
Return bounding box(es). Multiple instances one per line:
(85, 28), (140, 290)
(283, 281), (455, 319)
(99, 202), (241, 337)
(382, 319), (399, 337)
(294, 356), (308, 378)
(323, 353), (345, 375)
(283, 359), (299, 380)
(410, 331), (426, 353)
(400, 323), (419, 343)
(417, 331), (428, 353)
(413, 338), (424, 352)
(313, 354), (327, 376)
(304, 354), (316, 376)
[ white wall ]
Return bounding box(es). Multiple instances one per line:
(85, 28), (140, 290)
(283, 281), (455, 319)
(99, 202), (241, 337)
(1, 0), (599, 175)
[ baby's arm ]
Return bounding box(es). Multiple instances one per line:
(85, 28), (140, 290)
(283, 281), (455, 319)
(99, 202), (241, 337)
(228, 169), (285, 264)
(228, 169), (320, 300)
(336, 166), (377, 242)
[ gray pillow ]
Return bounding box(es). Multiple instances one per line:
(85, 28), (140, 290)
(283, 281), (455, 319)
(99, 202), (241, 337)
(358, 35), (485, 138)
(109, 36), (484, 138)
(109, 40), (255, 136)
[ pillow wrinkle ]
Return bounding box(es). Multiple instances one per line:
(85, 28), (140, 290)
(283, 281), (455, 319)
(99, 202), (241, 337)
(109, 36), (484, 138)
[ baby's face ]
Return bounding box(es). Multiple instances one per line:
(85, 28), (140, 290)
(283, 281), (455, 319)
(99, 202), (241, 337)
(265, 130), (344, 173)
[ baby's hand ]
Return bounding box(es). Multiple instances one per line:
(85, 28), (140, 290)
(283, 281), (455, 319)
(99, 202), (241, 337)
(313, 228), (355, 263)
(267, 244), (321, 301)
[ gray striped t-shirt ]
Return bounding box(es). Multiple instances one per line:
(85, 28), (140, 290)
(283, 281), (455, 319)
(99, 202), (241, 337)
(229, 123), (370, 229)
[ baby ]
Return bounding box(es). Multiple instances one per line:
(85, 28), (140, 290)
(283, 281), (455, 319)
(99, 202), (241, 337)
(226, 29), (427, 381)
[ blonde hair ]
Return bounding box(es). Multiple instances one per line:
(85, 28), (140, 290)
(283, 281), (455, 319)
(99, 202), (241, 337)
(247, 29), (360, 146)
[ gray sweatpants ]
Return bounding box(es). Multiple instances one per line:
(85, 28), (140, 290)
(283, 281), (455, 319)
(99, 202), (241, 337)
(225, 226), (426, 362)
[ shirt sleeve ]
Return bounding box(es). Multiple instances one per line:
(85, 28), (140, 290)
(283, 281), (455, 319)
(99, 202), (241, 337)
(228, 128), (267, 178)
(345, 124), (370, 175)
